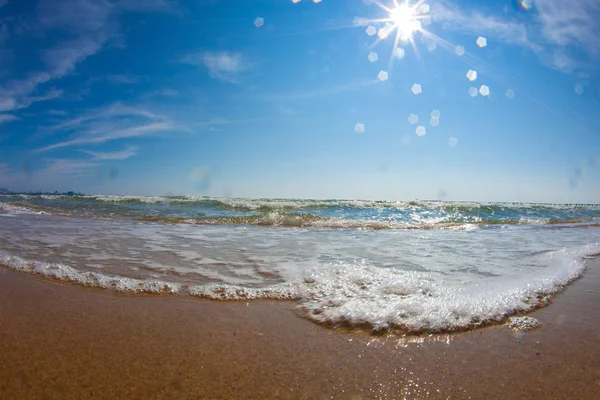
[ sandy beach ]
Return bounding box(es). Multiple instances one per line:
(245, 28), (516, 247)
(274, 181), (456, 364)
(2, 0), (599, 397)
(0, 259), (599, 400)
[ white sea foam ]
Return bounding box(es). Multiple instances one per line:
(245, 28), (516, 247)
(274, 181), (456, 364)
(86, 196), (600, 211)
(98, 195), (176, 203)
(506, 316), (540, 331)
(1, 243), (597, 333)
(189, 283), (299, 300)
(196, 211), (477, 230)
(295, 244), (598, 332)
(518, 217), (550, 225)
(0, 203), (44, 215)
(3, 193), (600, 211)
(1, 210), (600, 334)
(0, 253), (180, 294)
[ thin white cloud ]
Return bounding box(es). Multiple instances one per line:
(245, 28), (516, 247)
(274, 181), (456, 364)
(433, 0), (600, 73)
(43, 102), (166, 133)
(278, 106), (297, 116)
(36, 0), (114, 33)
(0, 156), (119, 191)
(0, 161), (81, 192)
(0, 114), (19, 123)
(38, 122), (180, 152)
(433, 2), (541, 52)
(0, 97), (16, 112)
(0, 1), (114, 112)
(47, 109), (68, 116)
(535, 0), (600, 70)
(1, 88), (64, 112)
(193, 117), (270, 129)
(79, 146), (139, 160)
(42, 35), (106, 76)
(182, 51), (251, 83)
(0, 21), (9, 44)
(0, 76), (66, 112)
(0, 158), (97, 188)
(44, 34), (110, 76)
(36, 102), (187, 153)
(141, 88), (179, 98)
(261, 79), (379, 101)
(105, 74), (141, 84)
(0, 0), (7, 8)
(117, 0), (177, 12)
(535, 0), (600, 53)
(31, 89), (63, 102)
(552, 48), (577, 73)
(0, 0), (176, 113)
(0, 163), (12, 186)
(37, 158), (98, 178)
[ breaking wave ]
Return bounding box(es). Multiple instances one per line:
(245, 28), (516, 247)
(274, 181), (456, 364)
(3, 194), (600, 211)
(1, 243), (598, 334)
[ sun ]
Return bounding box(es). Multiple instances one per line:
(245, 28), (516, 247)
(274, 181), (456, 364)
(358, 0), (439, 73)
(389, 4), (421, 41)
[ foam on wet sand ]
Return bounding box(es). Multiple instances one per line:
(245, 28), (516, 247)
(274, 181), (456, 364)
(0, 259), (599, 399)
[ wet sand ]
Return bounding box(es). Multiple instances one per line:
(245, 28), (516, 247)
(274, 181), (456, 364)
(0, 260), (599, 400)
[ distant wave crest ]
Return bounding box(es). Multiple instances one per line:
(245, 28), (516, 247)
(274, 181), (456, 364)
(3, 194), (599, 211)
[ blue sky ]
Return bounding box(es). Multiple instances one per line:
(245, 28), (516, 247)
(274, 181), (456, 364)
(0, 0), (599, 202)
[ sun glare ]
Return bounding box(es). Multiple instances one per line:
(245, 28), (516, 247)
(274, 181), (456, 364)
(389, 4), (420, 41)
(359, 0), (473, 83)
(358, 0), (431, 69)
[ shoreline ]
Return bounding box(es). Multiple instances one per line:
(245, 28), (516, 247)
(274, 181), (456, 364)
(0, 253), (590, 336)
(1, 260), (599, 399)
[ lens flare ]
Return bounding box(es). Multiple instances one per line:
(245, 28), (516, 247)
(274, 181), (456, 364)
(359, 1), (433, 72)
(389, 4), (421, 41)
(519, 0), (533, 11)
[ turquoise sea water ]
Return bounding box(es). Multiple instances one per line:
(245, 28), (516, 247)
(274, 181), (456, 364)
(1, 194), (599, 333)
(1, 194), (600, 228)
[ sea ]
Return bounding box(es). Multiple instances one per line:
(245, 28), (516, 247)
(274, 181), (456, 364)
(1, 194), (599, 334)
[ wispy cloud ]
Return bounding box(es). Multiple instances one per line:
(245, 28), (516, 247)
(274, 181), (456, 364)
(0, 160), (80, 192)
(0, 155), (127, 190)
(181, 51), (251, 83)
(47, 109), (68, 116)
(535, 0), (600, 71)
(35, 0), (114, 33)
(0, 0), (7, 8)
(0, 76), (65, 112)
(535, 0), (600, 53)
(105, 74), (141, 85)
(0, 163), (12, 185)
(278, 106), (297, 116)
(0, 0), (113, 112)
(0, 21), (9, 45)
(79, 146), (139, 160)
(118, 0), (177, 12)
(37, 122), (179, 152)
(552, 48), (577, 73)
(0, 158), (99, 189)
(42, 102), (166, 133)
(0, 0), (176, 113)
(261, 79), (379, 101)
(0, 114), (19, 123)
(1, 88), (64, 112)
(433, 0), (600, 72)
(433, 2), (541, 52)
(141, 88), (179, 98)
(37, 158), (98, 178)
(193, 117), (270, 129)
(36, 102), (187, 152)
